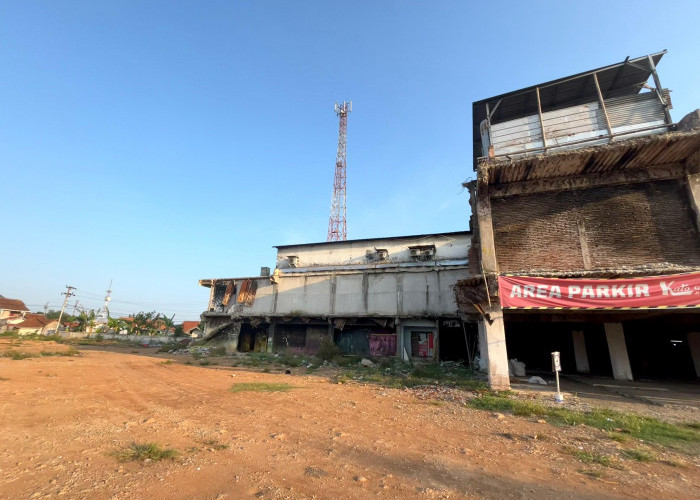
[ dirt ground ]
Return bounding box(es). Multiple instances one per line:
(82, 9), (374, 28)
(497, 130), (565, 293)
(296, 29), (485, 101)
(0, 339), (698, 500)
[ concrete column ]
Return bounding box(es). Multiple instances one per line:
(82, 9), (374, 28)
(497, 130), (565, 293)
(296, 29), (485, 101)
(604, 322), (633, 381)
(480, 308), (510, 390)
(477, 320), (488, 371)
(686, 172), (700, 233)
(687, 332), (700, 378)
(473, 167), (509, 390)
(572, 330), (590, 373)
(266, 323), (276, 353)
(685, 151), (700, 233)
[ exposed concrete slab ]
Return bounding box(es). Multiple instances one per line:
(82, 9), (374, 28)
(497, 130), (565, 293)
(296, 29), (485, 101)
(604, 322), (633, 381)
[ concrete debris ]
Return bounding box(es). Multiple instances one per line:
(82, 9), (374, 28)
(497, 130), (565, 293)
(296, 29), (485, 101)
(170, 347), (212, 356)
(409, 385), (479, 405)
(508, 359), (526, 377)
(359, 358), (374, 367)
(528, 376), (548, 385)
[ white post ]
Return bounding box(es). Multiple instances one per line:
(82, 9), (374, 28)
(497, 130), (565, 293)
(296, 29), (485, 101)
(552, 351), (563, 402)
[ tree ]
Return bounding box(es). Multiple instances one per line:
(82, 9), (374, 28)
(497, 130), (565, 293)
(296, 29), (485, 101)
(131, 311), (160, 336)
(75, 309), (97, 333)
(46, 309), (75, 323)
(107, 317), (126, 334)
(156, 313), (175, 336)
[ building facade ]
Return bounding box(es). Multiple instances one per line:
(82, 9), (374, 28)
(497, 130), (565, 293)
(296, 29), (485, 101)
(200, 232), (478, 361)
(456, 51), (700, 389)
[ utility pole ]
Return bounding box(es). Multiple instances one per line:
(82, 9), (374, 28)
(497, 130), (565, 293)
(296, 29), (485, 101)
(56, 286), (76, 334)
(43, 302), (49, 317)
(327, 100), (351, 242)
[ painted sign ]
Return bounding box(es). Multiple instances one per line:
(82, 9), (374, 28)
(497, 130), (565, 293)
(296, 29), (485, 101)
(498, 272), (700, 310)
(551, 351), (561, 372)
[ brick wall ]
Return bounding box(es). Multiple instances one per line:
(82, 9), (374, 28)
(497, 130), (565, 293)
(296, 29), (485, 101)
(491, 180), (700, 272)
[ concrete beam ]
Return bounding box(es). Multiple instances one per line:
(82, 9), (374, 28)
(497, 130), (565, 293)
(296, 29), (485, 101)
(604, 322), (633, 381)
(687, 332), (700, 378)
(489, 163), (684, 199)
(571, 330), (590, 373)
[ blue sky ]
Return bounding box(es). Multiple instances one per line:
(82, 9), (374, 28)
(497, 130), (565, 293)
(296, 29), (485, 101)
(1, 1), (699, 320)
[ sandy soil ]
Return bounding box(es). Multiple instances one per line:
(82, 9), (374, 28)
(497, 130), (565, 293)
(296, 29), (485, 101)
(0, 339), (698, 500)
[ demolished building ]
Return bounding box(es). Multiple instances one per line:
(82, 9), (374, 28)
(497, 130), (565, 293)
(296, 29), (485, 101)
(456, 50), (700, 389)
(199, 232), (478, 361)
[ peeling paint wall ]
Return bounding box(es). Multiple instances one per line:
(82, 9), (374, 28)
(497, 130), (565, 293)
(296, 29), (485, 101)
(210, 268), (465, 319)
(275, 233), (470, 269)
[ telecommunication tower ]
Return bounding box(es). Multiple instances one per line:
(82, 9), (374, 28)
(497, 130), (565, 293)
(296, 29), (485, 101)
(327, 101), (351, 241)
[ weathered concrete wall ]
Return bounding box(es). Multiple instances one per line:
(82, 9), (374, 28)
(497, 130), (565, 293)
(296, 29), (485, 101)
(276, 233), (470, 269)
(57, 332), (174, 344)
(221, 268), (466, 319)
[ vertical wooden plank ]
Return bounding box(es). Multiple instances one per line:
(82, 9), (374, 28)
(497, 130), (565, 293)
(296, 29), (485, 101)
(593, 72), (614, 140)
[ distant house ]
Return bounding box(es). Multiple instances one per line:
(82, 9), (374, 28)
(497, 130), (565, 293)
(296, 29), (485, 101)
(6, 313), (59, 336)
(0, 297), (31, 332)
(0, 297), (30, 320)
(181, 321), (202, 338)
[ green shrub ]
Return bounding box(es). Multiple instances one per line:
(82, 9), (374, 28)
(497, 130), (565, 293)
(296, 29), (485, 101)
(209, 346), (227, 357)
(2, 350), (36, 360)
(315, 337), (341, 362)
(113, 442), (178, 462)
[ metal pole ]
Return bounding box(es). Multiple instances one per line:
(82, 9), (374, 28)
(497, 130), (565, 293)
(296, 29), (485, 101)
(555, 370), (562, 402)
(55, 286), (75, 335)
(460, 320), (473, 370)
(647, 54), (673, 126)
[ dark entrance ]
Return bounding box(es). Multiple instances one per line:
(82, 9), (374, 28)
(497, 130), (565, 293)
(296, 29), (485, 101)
(238, 323), (268, 353)
(623, 317), (697, 380)
(439, 320), (476, 363)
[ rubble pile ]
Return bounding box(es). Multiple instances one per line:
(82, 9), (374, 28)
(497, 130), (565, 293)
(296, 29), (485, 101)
(409, 385), (479, 405)
(169, 346), (212, 356)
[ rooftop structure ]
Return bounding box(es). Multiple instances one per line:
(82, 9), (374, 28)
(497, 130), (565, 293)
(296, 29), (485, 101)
(472, 51), (673, 168)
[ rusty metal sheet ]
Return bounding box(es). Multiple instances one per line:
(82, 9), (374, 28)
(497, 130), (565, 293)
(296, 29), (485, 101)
(222, 282), (235, 306)
(237, 279), (258, 306)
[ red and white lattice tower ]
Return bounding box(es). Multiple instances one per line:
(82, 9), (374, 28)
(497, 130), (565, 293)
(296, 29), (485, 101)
(327, 101), (351, 241)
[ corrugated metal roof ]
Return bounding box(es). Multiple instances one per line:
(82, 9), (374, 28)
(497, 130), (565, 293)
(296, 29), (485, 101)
(472, 51), (667, 168)
(480, 130), (700, 185)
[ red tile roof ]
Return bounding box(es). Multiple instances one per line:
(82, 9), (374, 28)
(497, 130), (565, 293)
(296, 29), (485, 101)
(181, 321), (201, 333)
(12, 313), (52, 329)
(0, 298), (29, 312)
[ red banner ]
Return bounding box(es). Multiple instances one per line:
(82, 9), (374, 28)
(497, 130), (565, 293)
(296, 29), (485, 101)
(498, 273), (700, 310)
